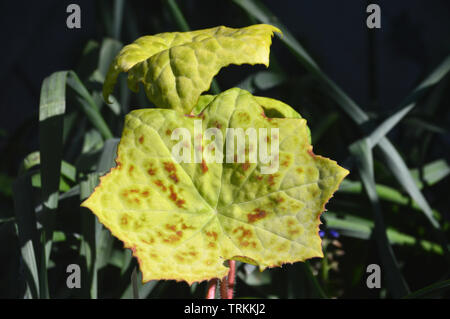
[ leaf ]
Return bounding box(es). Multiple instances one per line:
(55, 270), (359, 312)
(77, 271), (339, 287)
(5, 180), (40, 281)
(103, 24), (281, 113)
(82, 88), (348, 284)
(13, 173), (41, 299)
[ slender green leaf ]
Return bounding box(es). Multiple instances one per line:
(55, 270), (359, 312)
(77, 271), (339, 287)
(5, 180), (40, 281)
(367, 104), (414, 148)
(80, 173), (100, 298)
(13, 173), (40, 299)
(403, 279), (450, 299)
(112, 0), (125, 40)
(350, 140), (410, 297)
(67, 71), (114, 139)
(131, 267), (139, 299)
(325, 212), (442, 254)
(410, 160), (450, 189)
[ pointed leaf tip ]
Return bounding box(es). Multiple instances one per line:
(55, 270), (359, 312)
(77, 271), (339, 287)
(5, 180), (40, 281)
(102, 24), (281, 112)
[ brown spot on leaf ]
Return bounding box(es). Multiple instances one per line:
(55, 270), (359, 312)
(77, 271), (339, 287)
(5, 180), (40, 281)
(247, 208), (267, 223)
(281, 155), (291, 167)
(206, 231), (218, 241)
(138, 136), (144, 144)
(182, 223), (194, 230)
(120, 215), (128, 225)
(162, 232), (183, 244)
(241, 162), (250, 171)
(143, 237), (155, 245)
(268, 174), (279, 186)
(176, 255), (185, 263)
(165, 224), (176, 232)
(201, 160), (208, 173)
(168, 185), (185, 208)
(169, 174), (179, 183)
(176, 199), (186, 208)
(233, 226), (252, 243)
(164, 162), (176, 173)
(154, 180), (167, 191)
(147, 163), (157, 175)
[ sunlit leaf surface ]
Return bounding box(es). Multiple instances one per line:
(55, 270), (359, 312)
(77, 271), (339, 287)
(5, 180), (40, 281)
(82, 88), (348, 284)
(103, 24), (280, 113)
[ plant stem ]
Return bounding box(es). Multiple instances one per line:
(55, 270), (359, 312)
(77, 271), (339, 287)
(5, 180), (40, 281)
(219, 260), (236, 299)
(206, 279), (218, 299)
(220, 276), (228, 299)
(227, 260), (236, 299)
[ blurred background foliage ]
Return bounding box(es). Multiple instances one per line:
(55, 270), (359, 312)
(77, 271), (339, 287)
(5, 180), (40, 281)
(0, 0), (449, 299)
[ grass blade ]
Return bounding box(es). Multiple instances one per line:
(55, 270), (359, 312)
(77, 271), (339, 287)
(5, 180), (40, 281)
(410, 159), (450, 188)
(367, 104), (414, 148)
(350, 140), (410, 297)
(95, 139), (119, 272)
(403, 279), (450, 299)
(131, 267), (139, 299)
(80, 173), (100, 298)
(67, 71), (114, 139)
(303, 261), (328, 299)
(39, 71), (73, 298)
(325, 212), (442, 254)
(13, 173), (40, 299)
(112, 0), (125, 40)
(166, 0), (189, 32)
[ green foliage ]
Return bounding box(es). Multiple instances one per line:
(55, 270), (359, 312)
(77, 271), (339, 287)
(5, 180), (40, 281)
(103, 24), (280, 113)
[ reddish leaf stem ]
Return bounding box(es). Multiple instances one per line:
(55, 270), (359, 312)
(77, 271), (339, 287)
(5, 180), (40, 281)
(206, 279), (218, 299)
(219, 260), (236, 299)
(227, 260), (236, 299)
(220, 276), (228, 299)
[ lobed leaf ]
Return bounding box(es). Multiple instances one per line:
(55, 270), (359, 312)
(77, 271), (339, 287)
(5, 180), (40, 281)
(82, 88), (348, 284)
(103, 24), (281, 113)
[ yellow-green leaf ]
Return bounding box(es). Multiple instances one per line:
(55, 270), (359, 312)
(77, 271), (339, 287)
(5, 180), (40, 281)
(103, 24), (281, 113)
(82, 88), (348, 284)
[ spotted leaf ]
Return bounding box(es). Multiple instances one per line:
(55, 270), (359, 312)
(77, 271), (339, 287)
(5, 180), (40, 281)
(103, 24), (280, 113)
(81, 88), (349, 284)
